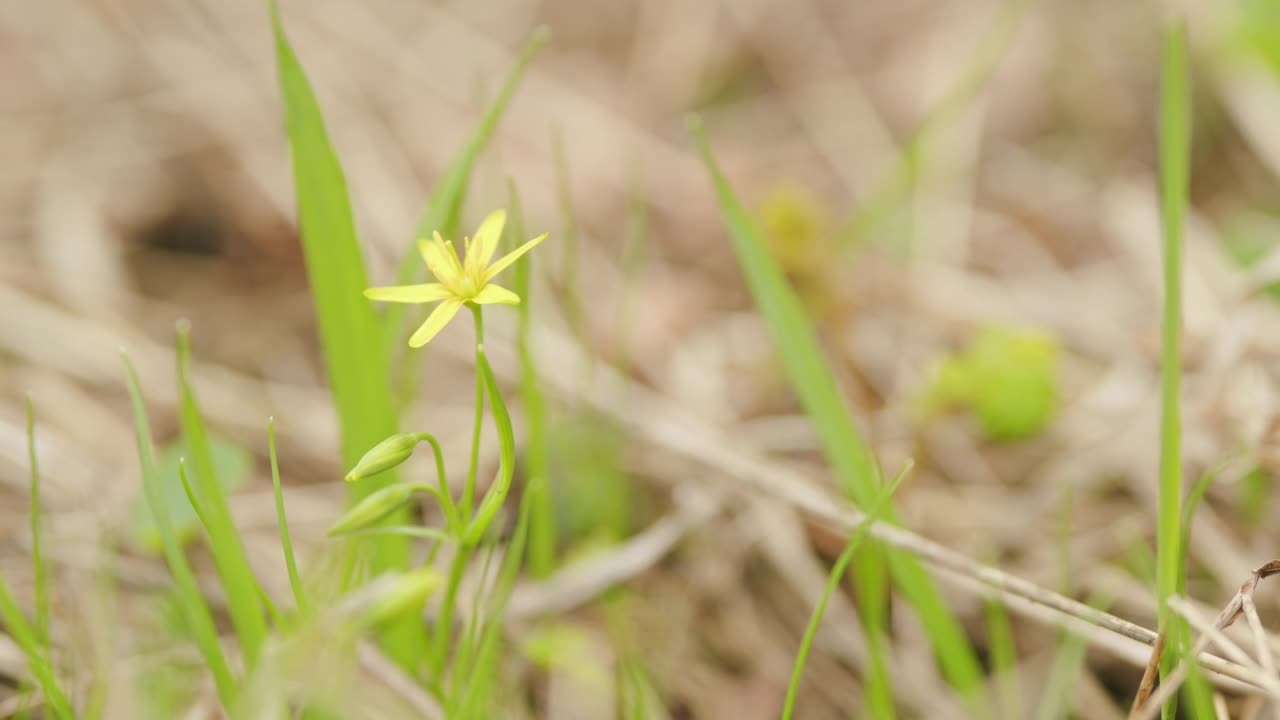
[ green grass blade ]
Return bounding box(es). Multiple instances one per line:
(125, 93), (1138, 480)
(984, 595), (1020, 718)
(1175, 458), (1230, 718)
(1155, 20), (1190, 719)
(857, 547), (895, 719)
(0, 573), (71, 719)
(24, 397), (49, 651)
(552, 125), (586, 349)
(268, 1), (402, 495)
(268, 418), (307, 614)
(177, 459), (209, 533)
(269, 0), (419, 665)
(454, 478), (534, 720)
(382, 28), (548, 351)
(1156, 18), (1189, 623)
(688, 117), (986, 706)
(838, 0), (1029, 250)
(1033, 627), (1091, 720)
(508, 178), (554, 577)
(1178, 458), (1232, 595)
(175, 323), (267, 665)
(3, 401), (69, 720)
(464, 335), (519, 546)
(782, 462), (911, 720)
(122, 353), (236, 707)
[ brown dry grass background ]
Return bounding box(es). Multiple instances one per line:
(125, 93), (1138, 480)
(4, 0), (1280, 717)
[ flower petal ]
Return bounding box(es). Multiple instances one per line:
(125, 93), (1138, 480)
(408, 298), (463, 348)
(466, 210), (507, 275)
(363, 283), (451, 304)
(419, 233), (462, 284)
(482, 233), (547, 284)
(471, 283), (520, 305)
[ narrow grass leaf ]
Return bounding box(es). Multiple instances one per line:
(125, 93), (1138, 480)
(454, 479), (534, 720)
(24, 397), (49, 650)
(838, 0), (1029, 249)
(552, 125), (586, 349)
(268, 418), (307, 614)
(1156, 19), (1190, 718)
(782, 462), (911, 720)
(508, 178), (554, 577)
(269, 0), (419, 665)
(175, 323), (267, 665)
(1033, 627), (1091, 720)
(1176, 457), (1230, 718)
(122, 353), (236, 707)
(0, 573), (72, 720)
(689, 117), (985, 704)
(984, 596), (1020, 718)
(464, 344), (518, 546)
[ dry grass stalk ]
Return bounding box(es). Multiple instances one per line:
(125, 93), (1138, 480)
(1130, 561), (1280, 720)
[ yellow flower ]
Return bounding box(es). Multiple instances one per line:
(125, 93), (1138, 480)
(364, 210), (547, 347)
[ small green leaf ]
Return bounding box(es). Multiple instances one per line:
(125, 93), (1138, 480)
(131, 436), (252, 551)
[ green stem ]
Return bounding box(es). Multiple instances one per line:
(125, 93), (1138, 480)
(268, 418), (307, 614)
(429, 544), (472, 693)
(461, 305), (487, 520)
(412, 432), (461, 535)
(26, 397), (49, 648)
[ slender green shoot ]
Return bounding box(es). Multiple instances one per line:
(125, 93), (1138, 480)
(508, 178), (554, 577)
(1155, 19), (1190, 718)
(689, 116), (985, 706)
(448, 543), (501, 705)
(268, 418), (308, 614)
(25, 397), (49, 649)
(175, 323), (267, 666)
(1034, 596), (1110, 720)
(0, 574), (71, 720)
(174, 460), (284, 627)
(1175, 458), (1232, 716)
(782, 461), (912, 720)
(176, 459), (209, 535)
(984, 595), (1020, 719)
(434, 304), (523, 692)
(122, 353), (236, 707)
(614, 168), (650, 376)
(269, 0), (418, 665)
(461, 307), (487, 519)
(429, 544), (473, 688)
(453, 477), (534, 720)
(552, 125), (586, 350)
(839, 0), (1030, 249)
(1177, 458), (1233, 595)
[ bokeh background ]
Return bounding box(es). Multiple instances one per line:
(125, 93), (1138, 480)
(4, 0), (1280, 717)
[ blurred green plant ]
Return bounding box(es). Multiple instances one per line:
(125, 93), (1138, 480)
(919, 326), (1061, 441)
(690, 116), (988, 714)
(758, 184), (839, 317)
(131, 435), (252, 551)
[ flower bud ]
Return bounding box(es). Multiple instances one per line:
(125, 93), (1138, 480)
(345, 433), (424, 483)
(328, 483), (418, 536)
(364, 568), (442, 626)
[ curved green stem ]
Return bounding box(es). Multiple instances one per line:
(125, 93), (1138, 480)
(429, 545), (472, 691)
(461, 305), (487, 521)
(411, 432), (461, 534)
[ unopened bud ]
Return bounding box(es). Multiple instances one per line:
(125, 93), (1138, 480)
(363, 568), (442, 627)
(328, 483), (419, 536)
(345, 433), (424, 483)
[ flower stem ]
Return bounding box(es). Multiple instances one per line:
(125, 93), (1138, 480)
(461, 305), (486, 521)
(429, 543), (472, 692)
